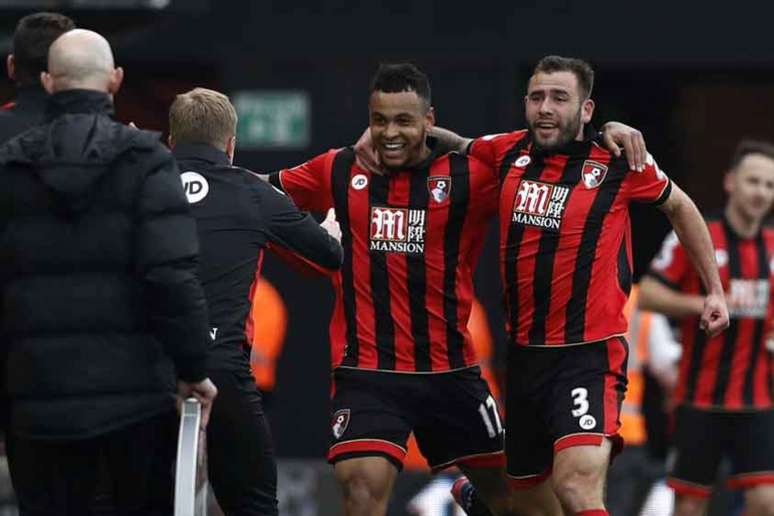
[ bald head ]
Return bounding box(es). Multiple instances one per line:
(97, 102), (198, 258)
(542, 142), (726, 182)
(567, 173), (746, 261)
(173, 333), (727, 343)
(42, 29), (123, 94)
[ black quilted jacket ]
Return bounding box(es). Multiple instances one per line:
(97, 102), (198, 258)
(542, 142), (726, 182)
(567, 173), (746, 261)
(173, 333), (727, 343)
(0, 89), (209, 439)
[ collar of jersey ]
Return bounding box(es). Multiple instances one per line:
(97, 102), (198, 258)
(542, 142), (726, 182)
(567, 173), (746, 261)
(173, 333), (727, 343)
(172, 142), (230, 166)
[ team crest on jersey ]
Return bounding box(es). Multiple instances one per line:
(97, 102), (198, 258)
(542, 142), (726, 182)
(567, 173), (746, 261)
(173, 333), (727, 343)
(514, 155), (531, 167)
(331, 409), (350, 439)
(369, 206), (426, 254)
(581, 160), (608, 189)
(427, 176), (451, 203)
(512, 180), (570, 232)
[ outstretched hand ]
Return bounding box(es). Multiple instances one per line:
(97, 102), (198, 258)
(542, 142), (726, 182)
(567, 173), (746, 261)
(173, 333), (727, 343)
(700, 293), (730, 337)
(600, 122), (647, 172)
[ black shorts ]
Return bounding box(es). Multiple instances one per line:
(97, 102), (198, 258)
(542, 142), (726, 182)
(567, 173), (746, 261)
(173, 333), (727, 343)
(328, 366), (504, 472)
(506, 337), (628, 486)
(667, 405), (774, 497)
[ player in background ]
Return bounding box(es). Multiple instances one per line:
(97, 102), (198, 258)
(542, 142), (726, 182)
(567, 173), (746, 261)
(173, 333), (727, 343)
(168, 87), (343, 515)
(0, 12), (75, 143)
(639, 139), (774, 516)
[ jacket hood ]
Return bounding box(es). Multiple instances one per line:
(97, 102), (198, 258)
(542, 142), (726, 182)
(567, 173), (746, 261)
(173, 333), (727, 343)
(0, 89), (161, 210)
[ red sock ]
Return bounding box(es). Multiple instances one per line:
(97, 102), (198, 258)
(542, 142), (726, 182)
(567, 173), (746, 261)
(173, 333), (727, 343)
(575, 511), (608, 516)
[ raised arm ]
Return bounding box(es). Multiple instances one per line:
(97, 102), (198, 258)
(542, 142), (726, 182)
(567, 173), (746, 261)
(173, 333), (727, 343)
(656, 183), (729, 336)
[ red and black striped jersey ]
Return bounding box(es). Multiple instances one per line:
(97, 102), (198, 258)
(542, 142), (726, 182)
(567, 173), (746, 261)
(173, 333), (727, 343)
(270, 147), (498, 373)
(469, 129), (671, 346)
(648, 217), (774, 410)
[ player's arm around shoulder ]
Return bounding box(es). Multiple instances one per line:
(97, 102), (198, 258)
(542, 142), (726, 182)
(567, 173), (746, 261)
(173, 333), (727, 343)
(462, 151), (500, 199)
(655, 180), (729, 336)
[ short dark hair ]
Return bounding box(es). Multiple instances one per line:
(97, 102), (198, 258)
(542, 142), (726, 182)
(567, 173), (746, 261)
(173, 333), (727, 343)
(729, 139), (774, 170)
(532, 55), (595, 100)
(12, 12), (76, 86)
(369, 63), (431, 110)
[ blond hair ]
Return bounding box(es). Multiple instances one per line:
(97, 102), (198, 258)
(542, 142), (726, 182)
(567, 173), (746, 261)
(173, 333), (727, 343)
(169, 87), (237, 149)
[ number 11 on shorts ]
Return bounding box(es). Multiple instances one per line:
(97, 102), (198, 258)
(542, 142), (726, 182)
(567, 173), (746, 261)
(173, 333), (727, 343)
(478, 395), (503, 438)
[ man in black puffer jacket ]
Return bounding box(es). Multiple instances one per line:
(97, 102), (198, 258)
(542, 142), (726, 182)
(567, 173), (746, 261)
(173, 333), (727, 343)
(0, 29), (217, 516)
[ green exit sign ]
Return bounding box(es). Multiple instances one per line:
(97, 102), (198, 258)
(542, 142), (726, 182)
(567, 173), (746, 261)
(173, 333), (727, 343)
(233, 91), (310, 150)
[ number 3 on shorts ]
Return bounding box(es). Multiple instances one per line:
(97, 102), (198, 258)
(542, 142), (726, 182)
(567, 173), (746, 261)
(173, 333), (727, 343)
(571, 387), (589, 417)
(478, 395), (503, 438)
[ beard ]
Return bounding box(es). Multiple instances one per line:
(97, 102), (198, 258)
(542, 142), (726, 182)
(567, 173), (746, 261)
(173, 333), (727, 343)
(529, 108), (583, 152)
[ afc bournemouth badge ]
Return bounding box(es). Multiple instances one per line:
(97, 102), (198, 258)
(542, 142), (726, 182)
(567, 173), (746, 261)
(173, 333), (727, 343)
(428, 176), (451, 203)
(581, 160), (608, 189)
(331, 409), (351, 439)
